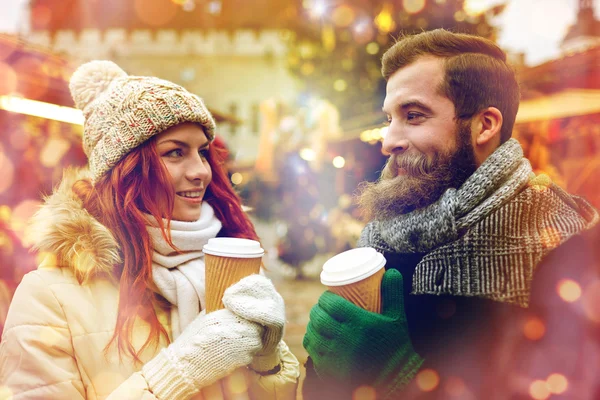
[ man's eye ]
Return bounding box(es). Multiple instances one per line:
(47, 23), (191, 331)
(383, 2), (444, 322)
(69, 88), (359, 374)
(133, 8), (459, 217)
(407, 112), (425, 121)
(165, 149), (183, 158)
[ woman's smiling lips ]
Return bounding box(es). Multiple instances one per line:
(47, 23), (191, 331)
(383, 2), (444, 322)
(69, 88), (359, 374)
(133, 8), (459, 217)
(176, 190), (204, 204)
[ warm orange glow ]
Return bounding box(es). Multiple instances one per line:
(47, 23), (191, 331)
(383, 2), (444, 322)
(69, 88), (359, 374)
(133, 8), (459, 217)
(40, 138), (71, 168)
(13, 57), (49, 100)
(523, 317), (546, 341)
(416, 369), (440, 392)
(11, 199), (42, 246)
(529, 380), (550, 399)
(353, 385), (377, 400)
(463, 0), (488, 16)
(0, 62), (18, 95)
(557, 279), (582, 303)
(546, 373), (568, 394)
(332, 5), (356, 27)
(374, 3), (396, 33)
(444, 376), (466, 396)
(134, 0), (178, 27)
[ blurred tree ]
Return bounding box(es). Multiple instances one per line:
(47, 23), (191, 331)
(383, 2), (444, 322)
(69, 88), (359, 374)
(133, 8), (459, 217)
(286, 0), (503, 120)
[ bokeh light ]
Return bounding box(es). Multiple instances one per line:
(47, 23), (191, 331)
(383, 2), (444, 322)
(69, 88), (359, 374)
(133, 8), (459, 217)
(353, 19), (375, 44)
(0, 144), (15, 195)
(416, 369), (440, 392)
(338, 194), (352, 208)
(529, 380), (550, 400)
(557, 279), (582, 303)
(444, 376), (466, 397)
(353, 385), (376, 400)
(332, 156), (345, 168)
(374, 4), (396, 33)
(134, 0), (178, 27)
(366, 42), (380, 55)
(0, 205), (10, 221)
(546, 373), (568, 395)
(40, 138), (70, 168)
(0, 62), (18, 95)
(454, 10), (466, 22)
(300, 62), (315, 75)
(523, 316), (546, 341)
(332, 5), (356, 27)
(231, 172), (243, 185)
(403, 0), (426, 14)
(299, 148), (316, 161)
(463, 0), (488, 16)
(333, 79), (347, 92)
(11, 199), (42, 247)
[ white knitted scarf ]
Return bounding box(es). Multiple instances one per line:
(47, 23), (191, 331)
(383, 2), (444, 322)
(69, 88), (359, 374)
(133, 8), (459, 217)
(147, 202), (222, 338)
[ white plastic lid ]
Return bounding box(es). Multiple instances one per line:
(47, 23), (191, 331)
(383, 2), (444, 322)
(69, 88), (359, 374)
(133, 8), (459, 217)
(320, 247), (386, 286)
(202, 237), (264, 258)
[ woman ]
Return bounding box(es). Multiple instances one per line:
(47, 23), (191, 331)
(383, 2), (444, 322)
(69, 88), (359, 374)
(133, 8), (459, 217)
(0, 60), (299, 399)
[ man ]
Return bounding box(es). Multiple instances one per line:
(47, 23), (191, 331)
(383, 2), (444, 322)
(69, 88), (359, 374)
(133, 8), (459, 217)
(302, 29), (599, 399)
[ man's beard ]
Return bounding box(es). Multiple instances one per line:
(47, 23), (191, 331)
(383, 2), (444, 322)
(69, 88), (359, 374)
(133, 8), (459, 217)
(356, 121), (477, 221)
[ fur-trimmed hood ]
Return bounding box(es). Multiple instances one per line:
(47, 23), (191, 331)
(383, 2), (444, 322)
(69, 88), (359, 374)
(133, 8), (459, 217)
(28, 168), (121, 283)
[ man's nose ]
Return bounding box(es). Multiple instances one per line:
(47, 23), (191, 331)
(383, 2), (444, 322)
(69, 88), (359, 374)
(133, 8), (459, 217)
(381, 124), (409, 156)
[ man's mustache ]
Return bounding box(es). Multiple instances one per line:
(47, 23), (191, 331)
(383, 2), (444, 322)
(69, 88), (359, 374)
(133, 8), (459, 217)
(383, 153), (438, 179)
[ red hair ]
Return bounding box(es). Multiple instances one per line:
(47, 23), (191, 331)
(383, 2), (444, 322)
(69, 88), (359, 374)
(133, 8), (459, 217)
(73, 131), (257, 362)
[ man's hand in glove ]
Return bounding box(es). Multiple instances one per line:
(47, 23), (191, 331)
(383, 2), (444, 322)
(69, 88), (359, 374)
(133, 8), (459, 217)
(303, 269), (423, 398)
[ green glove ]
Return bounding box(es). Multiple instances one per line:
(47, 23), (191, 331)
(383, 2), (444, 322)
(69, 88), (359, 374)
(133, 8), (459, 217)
(303, 269), (423, 398)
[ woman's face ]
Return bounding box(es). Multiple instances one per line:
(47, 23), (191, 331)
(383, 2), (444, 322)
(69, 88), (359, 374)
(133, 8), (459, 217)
(155, 123), (212, 221)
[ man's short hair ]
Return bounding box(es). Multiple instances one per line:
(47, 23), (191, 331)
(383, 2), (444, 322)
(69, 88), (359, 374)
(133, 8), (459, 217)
(382, 29), (520, 143)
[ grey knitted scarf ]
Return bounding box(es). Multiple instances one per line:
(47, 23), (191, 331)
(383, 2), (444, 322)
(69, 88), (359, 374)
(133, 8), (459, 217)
(358, 139), (599, 307)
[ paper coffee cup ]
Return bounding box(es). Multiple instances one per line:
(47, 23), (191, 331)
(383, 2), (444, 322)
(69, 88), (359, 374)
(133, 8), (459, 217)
(320, 247), (386, 313)
(203, 237), (264, 313)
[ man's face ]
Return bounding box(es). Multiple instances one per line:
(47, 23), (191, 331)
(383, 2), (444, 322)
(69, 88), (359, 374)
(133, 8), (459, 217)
(357, 56), (477, 220)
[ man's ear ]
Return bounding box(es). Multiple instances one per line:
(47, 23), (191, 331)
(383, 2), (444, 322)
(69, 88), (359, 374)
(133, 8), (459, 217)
(474, 107), (503, 146)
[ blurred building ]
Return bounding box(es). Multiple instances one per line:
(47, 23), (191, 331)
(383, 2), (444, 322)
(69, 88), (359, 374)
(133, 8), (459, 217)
(516, 0), (600, 209)
(24, 0), (302, 165)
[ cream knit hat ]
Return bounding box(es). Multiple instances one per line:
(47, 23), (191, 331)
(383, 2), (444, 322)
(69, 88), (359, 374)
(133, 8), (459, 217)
(69, 60), (216, 182)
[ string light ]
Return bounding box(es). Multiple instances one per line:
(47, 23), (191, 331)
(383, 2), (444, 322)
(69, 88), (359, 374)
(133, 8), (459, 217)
(0, 95), (84, 125)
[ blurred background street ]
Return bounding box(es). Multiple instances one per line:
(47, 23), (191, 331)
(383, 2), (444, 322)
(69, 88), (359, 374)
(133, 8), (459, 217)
(1, 0), (600, 397)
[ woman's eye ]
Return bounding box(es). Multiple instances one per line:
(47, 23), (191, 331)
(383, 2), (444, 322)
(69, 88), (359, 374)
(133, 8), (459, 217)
(165, 149), (183, 158)
(199, 149), (209, 159)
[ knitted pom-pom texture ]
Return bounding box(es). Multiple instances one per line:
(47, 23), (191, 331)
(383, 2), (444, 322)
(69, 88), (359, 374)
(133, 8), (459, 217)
(69, 60), (127, 112)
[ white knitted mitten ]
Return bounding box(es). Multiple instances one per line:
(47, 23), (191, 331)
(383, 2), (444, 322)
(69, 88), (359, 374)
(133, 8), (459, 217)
(223, 274), (285, 373)
(142, 309), (263, 400)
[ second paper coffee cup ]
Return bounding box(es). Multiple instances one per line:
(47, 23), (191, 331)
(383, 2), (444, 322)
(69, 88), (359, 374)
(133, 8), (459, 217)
(320, 247), (386, 313)
(203, 237), (264, 313)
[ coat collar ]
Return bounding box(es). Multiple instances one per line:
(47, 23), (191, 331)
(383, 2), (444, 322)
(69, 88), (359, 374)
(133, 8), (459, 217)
(29, 168), (121, 284)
